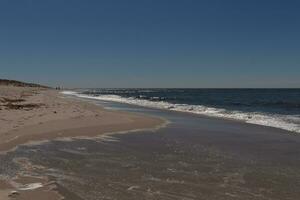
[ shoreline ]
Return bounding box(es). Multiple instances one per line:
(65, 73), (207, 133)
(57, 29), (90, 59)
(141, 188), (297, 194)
(0, 86), (165, 153)
(0, 86), (165, 200)
(63, 90), (300, 134)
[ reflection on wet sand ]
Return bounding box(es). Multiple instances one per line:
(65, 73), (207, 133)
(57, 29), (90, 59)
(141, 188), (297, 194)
(1, 106), (300, 200)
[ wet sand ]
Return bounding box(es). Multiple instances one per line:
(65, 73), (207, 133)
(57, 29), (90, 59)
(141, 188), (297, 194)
(13, 99), (297, 200)
(0, 86), (164, 200)
(1, 109), (300, 200)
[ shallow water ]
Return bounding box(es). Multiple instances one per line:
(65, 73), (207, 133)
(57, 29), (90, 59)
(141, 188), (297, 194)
(1, 99), (300, 200)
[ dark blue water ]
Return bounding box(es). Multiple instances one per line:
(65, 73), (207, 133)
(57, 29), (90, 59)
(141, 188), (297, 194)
(67, 89), (300, 133)
(82, 89), (300, 115)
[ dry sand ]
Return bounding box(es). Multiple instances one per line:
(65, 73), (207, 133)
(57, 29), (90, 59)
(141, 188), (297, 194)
(0, 86), (164, 200)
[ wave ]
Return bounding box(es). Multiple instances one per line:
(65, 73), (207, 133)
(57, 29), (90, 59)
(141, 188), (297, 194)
(62, 91), (300, 133)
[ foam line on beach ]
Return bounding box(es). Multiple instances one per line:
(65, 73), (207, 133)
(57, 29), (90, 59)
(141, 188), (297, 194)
(62, 91), (300, 134)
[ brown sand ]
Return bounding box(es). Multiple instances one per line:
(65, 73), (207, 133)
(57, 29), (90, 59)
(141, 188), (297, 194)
(0, 86), (164, 200)
(0, 176), (64, 200)
(0, 180), (12, 200)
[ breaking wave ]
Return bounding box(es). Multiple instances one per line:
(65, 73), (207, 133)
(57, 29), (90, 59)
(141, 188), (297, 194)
(62, 91), (300, 133)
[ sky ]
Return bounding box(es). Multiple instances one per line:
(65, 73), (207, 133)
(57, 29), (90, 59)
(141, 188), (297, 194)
(0, 0), (299, 88)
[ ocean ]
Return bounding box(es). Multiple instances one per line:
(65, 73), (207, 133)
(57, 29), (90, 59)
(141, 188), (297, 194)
(63, 89), (300, 133)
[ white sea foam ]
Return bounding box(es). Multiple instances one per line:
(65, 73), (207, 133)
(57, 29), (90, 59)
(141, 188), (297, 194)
(18, 183), (43, 191)
(61, 91), (300, 133)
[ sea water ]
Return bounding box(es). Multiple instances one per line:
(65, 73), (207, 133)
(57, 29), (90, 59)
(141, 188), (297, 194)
(63, 89), (300, 133)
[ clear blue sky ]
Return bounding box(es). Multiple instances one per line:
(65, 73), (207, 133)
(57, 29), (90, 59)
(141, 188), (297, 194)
(0, 0), (299, 88)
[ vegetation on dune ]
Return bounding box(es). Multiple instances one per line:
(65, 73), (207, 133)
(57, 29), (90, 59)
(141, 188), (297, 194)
(0, 79), (49, 88)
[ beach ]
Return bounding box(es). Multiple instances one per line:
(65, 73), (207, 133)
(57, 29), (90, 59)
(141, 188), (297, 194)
(0, 86), (164, 200)
(1, 86), (300, 200)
